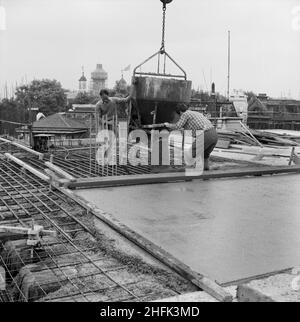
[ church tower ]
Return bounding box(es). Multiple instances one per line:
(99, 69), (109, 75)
(90, 64), (108, 96)
(78, 66), (87, 92)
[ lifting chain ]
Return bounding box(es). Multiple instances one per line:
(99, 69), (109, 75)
(160, 0), (173, 53)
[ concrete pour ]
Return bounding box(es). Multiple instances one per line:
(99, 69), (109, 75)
(75, 174), (300, 284)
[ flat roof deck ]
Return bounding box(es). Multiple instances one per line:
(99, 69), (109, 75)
(75, 173), (300, 285)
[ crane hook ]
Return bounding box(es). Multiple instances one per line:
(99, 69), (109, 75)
(160, 0), (173, 6)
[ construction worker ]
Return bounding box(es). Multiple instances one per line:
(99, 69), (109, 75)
(96, 89), (131, 130)
(164, 103), (218, 170)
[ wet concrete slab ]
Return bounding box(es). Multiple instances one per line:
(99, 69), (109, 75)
(75, 174), (300, 284)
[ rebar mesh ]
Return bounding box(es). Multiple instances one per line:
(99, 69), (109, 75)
(0, 159), (183, 302)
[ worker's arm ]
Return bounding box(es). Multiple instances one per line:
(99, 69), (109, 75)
(164, 113), (188, 130)
(95, 100), (103, 117)
(112, 95), (131, 104)
(113, 85), (135, 104)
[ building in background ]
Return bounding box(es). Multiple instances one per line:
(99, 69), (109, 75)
(66, 64), (108, 102)
(118, 76), (127, 92)
(16, 113), (89, 151)
(78, 67), (87, 93)
(90, 64), (108, 96)
(229, 91), (248, 123)
(113, 75), (129, 95)
(247, 94), (300, 130)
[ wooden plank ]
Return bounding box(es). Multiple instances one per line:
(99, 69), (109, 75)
(4, 153), (50, 182)
(67, 165), (300, 189)
(58, 186), (233, 302)
(216, 139), (231, 149)
(45, 161), (76, 181)
(44, 169), (62, 183)
(0, 225), (56, 237)
(221, 267), (292, 287)
(0, 137), (44, 159)
(44, 169), (72, 187)
(230, 144), (298, 156)
(0, 232), (28, 244)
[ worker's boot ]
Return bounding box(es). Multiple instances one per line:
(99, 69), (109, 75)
(204, 158), (210, 171)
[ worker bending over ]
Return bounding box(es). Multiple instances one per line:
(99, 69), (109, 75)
(96, 89), (131, 130)
(165, 103), (218, 170)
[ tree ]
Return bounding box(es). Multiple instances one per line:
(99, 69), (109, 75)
(191, 89), (228, 101)
(113, 79), (130, 96)
(0, 98), (26, 136)
(244, 91), (257, 102)
(15, 79), (67, 116)
(215, 93), (228, 102)
(72, 92), (98, 105)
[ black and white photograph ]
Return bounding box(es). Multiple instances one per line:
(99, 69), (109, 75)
(0, 0), (300, 307)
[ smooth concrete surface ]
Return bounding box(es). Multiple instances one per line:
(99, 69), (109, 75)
(75, 174), (300, 284)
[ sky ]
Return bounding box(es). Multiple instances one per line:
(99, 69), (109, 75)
(0, 0), (300, 99)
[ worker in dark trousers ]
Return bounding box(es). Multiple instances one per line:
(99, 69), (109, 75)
(164, 103), (218, 170)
